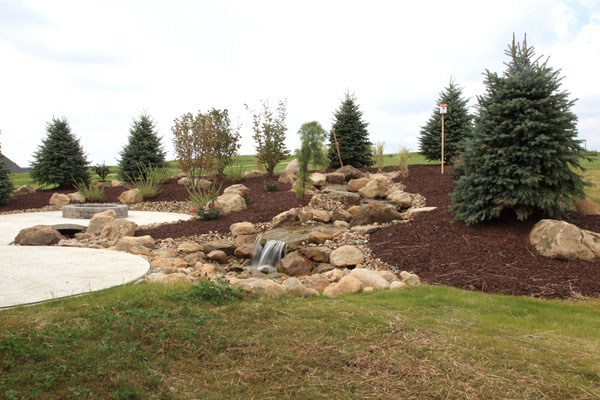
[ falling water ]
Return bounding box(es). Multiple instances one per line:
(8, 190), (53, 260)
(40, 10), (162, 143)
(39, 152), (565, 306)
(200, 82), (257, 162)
(250, 235), (286, 273)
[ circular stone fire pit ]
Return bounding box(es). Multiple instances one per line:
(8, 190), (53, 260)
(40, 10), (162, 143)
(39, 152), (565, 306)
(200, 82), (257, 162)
(62, 204), (128, 219)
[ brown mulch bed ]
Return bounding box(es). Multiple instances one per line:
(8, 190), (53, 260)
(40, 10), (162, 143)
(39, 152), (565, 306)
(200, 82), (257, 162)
(2, 175), (310, 239)
(136, 177), (310, 239)
(369, 165), (600, 299)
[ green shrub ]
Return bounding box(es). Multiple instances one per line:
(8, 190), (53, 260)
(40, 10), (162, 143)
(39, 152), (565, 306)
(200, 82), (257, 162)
(30, 117), (90, 188)
(248, 99), (290, 176)
(225, 164), (245, 182)
(94, 162), (110, 181)
(74, 179), (105, 202)
(172, 280), (242, 305)
(193, 202), (220, 220)
(264, 181), (279, 192)
(0, 155), (14, 206)
(125, 164), (169, 199)
(372, 142), (385, 171)
(187, 180), (222, 212)
(396, 147), (410, 177)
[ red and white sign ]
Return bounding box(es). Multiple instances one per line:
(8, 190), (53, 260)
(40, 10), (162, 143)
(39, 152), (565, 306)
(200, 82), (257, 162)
(439, 104), (448, 114)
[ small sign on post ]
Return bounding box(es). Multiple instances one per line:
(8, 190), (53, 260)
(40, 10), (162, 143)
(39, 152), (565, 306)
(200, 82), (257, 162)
(439, 104), (447, 174)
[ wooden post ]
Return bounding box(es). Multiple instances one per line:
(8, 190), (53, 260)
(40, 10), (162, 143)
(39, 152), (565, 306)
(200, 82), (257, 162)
(441, 113), (445, 174)
(332, 128), (343, 167)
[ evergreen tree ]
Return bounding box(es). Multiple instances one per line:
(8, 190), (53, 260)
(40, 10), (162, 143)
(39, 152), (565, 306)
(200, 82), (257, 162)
(30, 117), (90, 188)
(0, 154), (14, 205)
(419, 79), (472, 164)
(118, 113), (166, 181)
(452, 36), (586, 225)
(327, 92), (373, 168)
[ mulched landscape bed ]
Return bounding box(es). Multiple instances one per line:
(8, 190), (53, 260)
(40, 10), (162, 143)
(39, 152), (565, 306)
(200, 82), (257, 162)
(4, 165), (599, 299)
(369, 165), (600, 299)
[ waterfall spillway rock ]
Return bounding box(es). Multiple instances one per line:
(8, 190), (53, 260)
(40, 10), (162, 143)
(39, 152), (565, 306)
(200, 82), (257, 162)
(250, 235), (287, 274)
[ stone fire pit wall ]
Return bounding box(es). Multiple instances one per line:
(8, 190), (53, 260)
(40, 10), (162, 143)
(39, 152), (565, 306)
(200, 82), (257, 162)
(62, 204), (128, 219)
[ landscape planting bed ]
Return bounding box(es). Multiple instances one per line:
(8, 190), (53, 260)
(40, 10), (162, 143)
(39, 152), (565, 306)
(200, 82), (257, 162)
(369, 165), (600, 299)
(3, 166), (599, 299)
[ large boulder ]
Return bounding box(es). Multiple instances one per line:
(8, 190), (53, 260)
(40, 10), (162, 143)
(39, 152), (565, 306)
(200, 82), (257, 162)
(573, 198), (600, 216)
(207, 250), (228, 264)
(203, 239), (236, 256)
(177, 242), (204, 253)
(326, 190), (360, 207)
(358, 178), (391, 199)
(87, 211), (116, 235)
(310, 209), (331, 223)
(323, 275), (363, 298)
(100, 219), (137, 241)
(280, 251), (313, 276)
(350, 268), (390, 290)
(243, 170), (265, 179)
(347, 177), (370, 192)
(303, 274), (330, 293)
(271, 208), (300, 229)
(115, 235), (155, 255)
(387, 191), (413, 210)
(284, 158), (300, 175)
(331, 209), (352, 222)
(350, 204), (402, 227)
(12, 184), (35, 196)
(309, 173), (327, 188)
(234, 243), (254, 259)
(230, 222), (256, 237)
(233, 278), (285, 296)
(215, 193), (246, 214)
(301, 246), (332, 263)
(529, 219), (600, 261)
(151, 257), (188, 269)
(308, 227), (345, 244)
(14, 225), (65, 245)
(67, 192), (86, 204)
(49, 193), (70, 206)
(223, 184), (250, 196)
(118, 189), (143, 204)
(336, 165), (365, 181)
(329, 245), (364, 267)
(325, 172), (345, 185)
(278, 170), (295, 184)
(146, 272), (194, 284)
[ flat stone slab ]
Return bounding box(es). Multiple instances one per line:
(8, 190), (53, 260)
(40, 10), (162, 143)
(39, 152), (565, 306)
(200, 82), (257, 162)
(0, 246), (149, 309)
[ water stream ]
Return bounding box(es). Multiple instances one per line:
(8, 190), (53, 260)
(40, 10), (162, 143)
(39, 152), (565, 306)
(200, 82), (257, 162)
(249, 235), (287, 273)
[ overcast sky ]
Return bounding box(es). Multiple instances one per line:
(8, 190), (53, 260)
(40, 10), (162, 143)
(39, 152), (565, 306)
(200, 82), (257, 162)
(1, 0), (599, 167)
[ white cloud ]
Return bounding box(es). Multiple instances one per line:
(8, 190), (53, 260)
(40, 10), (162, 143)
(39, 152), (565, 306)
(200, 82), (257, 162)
(1, 0), (599, 168)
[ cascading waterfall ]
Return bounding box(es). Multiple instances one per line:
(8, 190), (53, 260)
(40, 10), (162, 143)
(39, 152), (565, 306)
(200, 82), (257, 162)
(250, 235), (286, 273)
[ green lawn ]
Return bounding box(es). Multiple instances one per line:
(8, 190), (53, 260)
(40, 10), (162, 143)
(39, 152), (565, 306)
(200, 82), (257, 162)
(1, 284), (599, 399)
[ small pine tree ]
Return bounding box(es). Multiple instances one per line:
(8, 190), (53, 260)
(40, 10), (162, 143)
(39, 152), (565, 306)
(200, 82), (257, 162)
(419, 79), (473, 164)
(30, 117), (90, 188)
(327, 92), (373, 168)
(118, 112), (166, 181)
(0, 154), (14, 205)
(452, 35), (586, 225)
(294, 121), (327, 198)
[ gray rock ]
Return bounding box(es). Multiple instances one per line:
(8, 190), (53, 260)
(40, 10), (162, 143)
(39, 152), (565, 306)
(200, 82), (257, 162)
(326, 190), (360, 207)
(530, 219), (600, 261)
(336, 165), (365, 180)
(350, 204), (402, 227)
(280, 251), (313, 276)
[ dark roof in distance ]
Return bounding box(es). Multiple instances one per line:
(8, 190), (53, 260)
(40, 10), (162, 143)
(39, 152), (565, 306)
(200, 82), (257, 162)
(1, 154), (29, 173)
